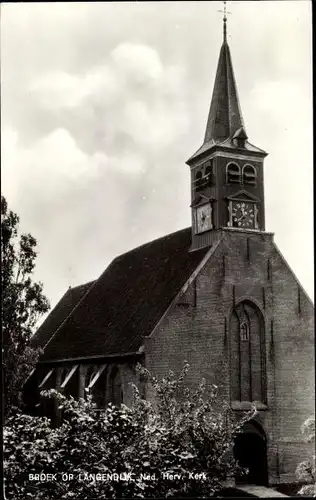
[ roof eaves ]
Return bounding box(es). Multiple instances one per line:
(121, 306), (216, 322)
(38, 351), (143, 364)
(245, 141), (268, 155)
(186, 140), (216, 164)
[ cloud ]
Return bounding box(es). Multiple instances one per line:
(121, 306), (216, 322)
(29, 72), (93, 111)
(1, 2), (313, 309)
(26, 42), (188, 151)
(111, 42), (164, 82)
(2, 127), (101, 195)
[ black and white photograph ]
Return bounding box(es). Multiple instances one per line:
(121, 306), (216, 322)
(2, 1), (314, 498)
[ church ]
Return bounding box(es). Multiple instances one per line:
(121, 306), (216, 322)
(27, 11), (314, 487)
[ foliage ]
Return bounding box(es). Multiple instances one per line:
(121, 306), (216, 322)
(1, 195), (50, 419)
(296, 416), (316, 497)
(4, 362), (256, 499)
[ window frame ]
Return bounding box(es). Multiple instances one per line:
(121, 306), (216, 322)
(240, 321), (250, 341)
(193, 160), (214, 191)
(242, 164), (257, 186)
(226, 162), (241, 184)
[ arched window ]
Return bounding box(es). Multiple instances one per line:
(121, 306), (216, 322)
(109, 366), (123, 407)
(226, 163), (241, 184)
(230, 301), (266, 403)
(193, 161), (213, 191)
(242, 165), (257, 186)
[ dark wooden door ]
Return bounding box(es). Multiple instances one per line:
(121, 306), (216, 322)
(234, 432), (268, 486)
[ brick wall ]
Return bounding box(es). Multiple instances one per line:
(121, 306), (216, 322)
(144, 228), (314, 484)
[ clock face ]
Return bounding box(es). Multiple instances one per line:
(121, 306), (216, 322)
(231, 202), (256, 229)
(196, 203), (212, 233)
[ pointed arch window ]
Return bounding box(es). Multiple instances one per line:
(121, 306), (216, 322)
(230, 301), (266, 404)
(226, 163), (241, 184)
(242, 165), (257, 186)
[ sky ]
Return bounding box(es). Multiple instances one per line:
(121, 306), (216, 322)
(1, 1), (313, 325)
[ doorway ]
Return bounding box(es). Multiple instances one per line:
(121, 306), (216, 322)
(233, 421), (268, 486)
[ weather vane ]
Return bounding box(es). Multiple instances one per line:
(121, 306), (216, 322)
(218, 1), (232, 43)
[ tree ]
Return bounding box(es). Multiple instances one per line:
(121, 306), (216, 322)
(4, 362), (255, 499)
(1, 195), (50, 419)
(296, 416), (315, 497)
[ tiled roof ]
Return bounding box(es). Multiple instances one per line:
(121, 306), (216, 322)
(31, 281), (95, 349)
(40, 227), (209, 362)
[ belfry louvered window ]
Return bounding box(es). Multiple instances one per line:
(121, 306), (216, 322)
(226, 163), (241, 184)
(194, 170), (203, 190)
(204, 160), (213, 185)
(242, 165), (257, 186)
(194, 160), (213, 191)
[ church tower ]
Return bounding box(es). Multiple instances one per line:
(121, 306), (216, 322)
(187, 9), (268, 251)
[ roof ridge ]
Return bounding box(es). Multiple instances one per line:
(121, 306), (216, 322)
(113, 227), (191, 261)
(32, 279), (97, 344)
(69, 279), (96, 292)
(30, 288), (72, 344)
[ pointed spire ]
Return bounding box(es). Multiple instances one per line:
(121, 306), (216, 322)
(203, 4), (245, 144)
(187, 3), (267, 164)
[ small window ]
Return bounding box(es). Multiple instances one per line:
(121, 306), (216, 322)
(233, 127), (248, 149)
(243, 165), (257, 186)
(226, 163), (241, 184)
(234, 137), (245, 148)
(240, 322), (249, 341)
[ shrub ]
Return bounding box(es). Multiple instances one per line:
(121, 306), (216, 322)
(4, 362), (255, 498)
(296, 416), (315, 497)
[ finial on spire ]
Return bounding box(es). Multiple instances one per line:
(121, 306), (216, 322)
(223, 1), (227, 42)
(218, 1), (231, 44)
